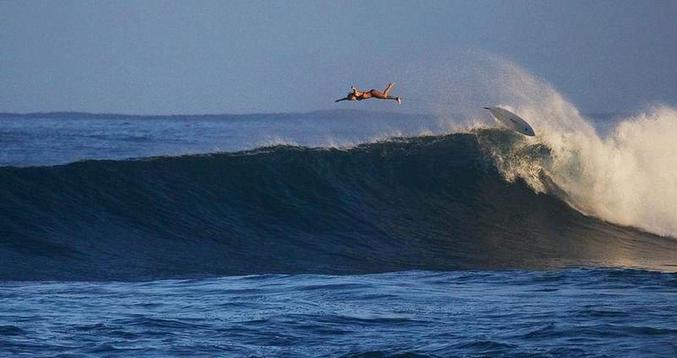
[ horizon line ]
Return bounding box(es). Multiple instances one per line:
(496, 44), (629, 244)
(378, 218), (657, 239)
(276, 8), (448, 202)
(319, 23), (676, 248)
(0, 108), (625, 119)
(0, 108), (420, 118)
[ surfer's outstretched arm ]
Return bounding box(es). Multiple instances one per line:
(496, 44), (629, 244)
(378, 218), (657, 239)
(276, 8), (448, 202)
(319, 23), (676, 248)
(335, 97), (350, 103)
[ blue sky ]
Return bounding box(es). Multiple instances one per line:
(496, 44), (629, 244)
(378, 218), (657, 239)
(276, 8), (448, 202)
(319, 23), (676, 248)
(1, 1), (675, 114)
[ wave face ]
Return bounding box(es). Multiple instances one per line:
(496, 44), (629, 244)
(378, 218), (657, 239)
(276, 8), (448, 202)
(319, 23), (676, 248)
(2, 132), (676, 280)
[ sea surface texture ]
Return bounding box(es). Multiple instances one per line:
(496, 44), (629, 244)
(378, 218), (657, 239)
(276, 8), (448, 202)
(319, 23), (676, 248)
(1, 110), (676, 357)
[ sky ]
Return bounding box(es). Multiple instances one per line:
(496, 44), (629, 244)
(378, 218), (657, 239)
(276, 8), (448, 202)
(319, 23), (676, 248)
(1, 0), (676, 114)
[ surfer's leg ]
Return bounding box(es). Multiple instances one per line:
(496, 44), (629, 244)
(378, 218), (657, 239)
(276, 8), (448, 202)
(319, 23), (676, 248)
(383, 94), (400, 104)
(383, 82), (395, 96)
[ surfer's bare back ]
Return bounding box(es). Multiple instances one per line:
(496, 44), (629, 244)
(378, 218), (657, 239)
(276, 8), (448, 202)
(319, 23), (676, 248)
(335, 83), (401, 104)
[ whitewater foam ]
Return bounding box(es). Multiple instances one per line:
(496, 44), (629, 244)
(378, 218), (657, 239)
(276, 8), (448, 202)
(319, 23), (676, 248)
(475, 60), (677, 238)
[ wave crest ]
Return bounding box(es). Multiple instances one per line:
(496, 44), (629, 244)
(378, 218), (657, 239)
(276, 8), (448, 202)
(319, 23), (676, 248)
(475, 60), (677, 237)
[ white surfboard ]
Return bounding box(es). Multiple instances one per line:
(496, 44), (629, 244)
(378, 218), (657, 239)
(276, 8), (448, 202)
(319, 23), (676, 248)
(484, 107), (535, 136)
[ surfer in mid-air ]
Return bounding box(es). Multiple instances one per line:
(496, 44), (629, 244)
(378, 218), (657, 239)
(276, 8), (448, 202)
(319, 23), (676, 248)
(335, 83), (401, 104)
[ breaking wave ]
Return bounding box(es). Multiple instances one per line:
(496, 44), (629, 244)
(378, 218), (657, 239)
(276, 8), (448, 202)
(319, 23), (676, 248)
(1, 132), (676, 280)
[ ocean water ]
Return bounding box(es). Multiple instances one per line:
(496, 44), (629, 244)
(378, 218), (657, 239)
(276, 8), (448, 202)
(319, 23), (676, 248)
(1, 270), (676, 357)
(1, 109), (676, 357)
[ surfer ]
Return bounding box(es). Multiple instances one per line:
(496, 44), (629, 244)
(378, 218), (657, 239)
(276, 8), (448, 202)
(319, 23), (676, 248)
(335, 83), (401, 104)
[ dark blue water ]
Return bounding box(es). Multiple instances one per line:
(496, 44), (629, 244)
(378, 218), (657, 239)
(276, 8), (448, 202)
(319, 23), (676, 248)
(0, 111), (445, 167)
(1, 270), (676, 357)
(1, 111), (676, 356)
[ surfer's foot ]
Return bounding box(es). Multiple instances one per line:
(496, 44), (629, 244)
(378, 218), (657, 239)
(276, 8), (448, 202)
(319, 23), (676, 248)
(396, 97), (401, 104)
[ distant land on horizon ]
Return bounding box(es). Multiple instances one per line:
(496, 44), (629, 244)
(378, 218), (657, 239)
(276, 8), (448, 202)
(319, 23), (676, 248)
(0, 109), (624, 121)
